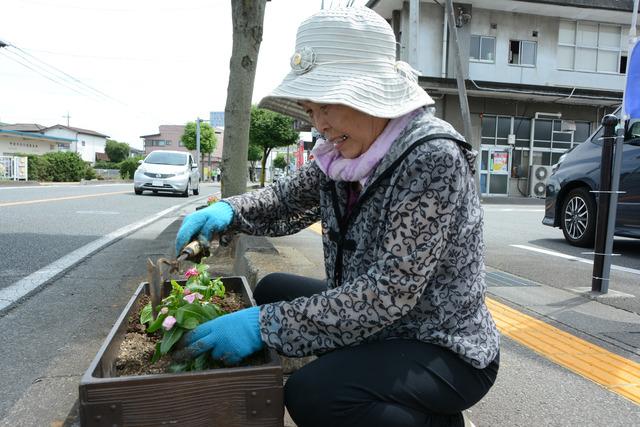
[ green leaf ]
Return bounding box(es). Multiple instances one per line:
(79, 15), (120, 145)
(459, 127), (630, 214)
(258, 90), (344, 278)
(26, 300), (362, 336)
(140, 303), (153, 325)
(160, 327), (184, 354)
(150, 342), (162, 363)
(167, 362), (188, 373)
(202, 303), (223, 319)
(181, 317), (199, 329)
(193, 353), (208, 371)
(176, 304), (212, 326)
(170, 280), (184, 295)
(146, 313), (166, 333)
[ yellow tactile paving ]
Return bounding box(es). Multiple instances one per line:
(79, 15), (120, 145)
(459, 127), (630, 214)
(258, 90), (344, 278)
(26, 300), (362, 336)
(487, 298), (640, 405)
(305, 222), (640, 405)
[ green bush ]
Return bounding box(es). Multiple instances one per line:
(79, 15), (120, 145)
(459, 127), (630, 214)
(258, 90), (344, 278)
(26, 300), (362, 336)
(94, 160), (121, 169)
(120, 156), (143, 179)
(43, 152), (86, 182)
(84, 162), (97, 180)
(25, 154), (51, 181)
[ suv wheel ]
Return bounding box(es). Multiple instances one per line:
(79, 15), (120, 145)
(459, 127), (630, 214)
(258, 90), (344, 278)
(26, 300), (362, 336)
(561, 187), (596, 247)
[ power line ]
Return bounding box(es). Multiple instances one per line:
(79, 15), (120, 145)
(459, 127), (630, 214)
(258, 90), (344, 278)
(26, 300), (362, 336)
(0, 50), (101, 100)
(8, 44), (126, 105)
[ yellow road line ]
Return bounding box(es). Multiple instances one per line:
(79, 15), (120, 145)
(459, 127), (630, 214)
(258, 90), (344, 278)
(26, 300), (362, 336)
(305, 222), (640, 405)
(0, 190), (130, 207)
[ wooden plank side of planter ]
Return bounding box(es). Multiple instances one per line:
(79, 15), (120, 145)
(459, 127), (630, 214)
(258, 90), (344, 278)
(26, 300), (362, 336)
(79, 276), (284, 427)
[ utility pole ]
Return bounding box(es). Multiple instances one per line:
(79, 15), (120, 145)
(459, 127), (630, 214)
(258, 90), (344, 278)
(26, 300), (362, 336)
(444, 0), (476, 188)
(63, 112), (71, 127)
(196, 118), (202, 182)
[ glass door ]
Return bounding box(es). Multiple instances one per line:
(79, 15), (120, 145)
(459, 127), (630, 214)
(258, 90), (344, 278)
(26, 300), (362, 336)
(480, 147), (511, 196)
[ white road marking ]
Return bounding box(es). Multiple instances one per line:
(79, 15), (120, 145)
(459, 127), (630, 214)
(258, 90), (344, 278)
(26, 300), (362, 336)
(0, 196), (208, 312)
(75, 210), (120, 215)
(0, 183), (130, 190)
(483, 208), (545, 212)
(510, 244), (640, 276)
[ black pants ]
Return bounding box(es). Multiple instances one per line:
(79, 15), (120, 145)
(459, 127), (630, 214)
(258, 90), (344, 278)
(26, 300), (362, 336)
(253, 273), (500, 427)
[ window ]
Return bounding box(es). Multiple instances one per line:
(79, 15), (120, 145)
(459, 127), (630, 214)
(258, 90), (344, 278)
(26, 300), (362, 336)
(146, 139), (172, 147)
(509, 40), (537, 66)
(81, 140), (86, 146)
(558, 21), (628, 74)
(470, 35), (495, 62)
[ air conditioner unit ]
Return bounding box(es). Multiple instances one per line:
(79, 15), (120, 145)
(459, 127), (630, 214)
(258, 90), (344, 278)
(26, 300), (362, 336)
(529, 165), (552, 198)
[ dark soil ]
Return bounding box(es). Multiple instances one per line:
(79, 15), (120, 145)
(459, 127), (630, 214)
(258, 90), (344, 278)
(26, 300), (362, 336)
(115, 292), (264, 377)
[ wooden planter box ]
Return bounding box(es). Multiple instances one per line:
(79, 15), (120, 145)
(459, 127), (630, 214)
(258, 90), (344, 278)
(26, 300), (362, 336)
(79, 276), (284, 427)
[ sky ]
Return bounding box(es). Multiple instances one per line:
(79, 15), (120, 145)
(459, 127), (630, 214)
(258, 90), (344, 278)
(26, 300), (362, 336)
(0, 0), (367, 149)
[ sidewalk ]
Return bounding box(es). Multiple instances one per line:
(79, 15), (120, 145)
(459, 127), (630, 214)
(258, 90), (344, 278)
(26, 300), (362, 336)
(223, 225), (640, 426)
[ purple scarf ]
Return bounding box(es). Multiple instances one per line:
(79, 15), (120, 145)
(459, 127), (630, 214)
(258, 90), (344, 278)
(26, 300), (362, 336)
(312, 108), (421, 185)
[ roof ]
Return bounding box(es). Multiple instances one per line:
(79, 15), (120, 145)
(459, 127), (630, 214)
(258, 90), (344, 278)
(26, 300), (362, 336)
(367, 0), (638, 11)
(139, 132), (161, 138)
(43, 124), (109, 138)
(0, 123), (48, 132)
(514, 0), (638, 12)
(0, 129), (76, 142)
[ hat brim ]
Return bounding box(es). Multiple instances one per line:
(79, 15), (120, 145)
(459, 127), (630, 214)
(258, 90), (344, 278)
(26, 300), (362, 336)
(259, 65), (434, 123)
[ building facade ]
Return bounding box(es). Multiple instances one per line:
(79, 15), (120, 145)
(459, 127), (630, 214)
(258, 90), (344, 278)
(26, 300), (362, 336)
(368, 0), (634, 196)
(140, 124), (224, 180)
(41, 125), (109, 163)
(0, 123), (105, 162)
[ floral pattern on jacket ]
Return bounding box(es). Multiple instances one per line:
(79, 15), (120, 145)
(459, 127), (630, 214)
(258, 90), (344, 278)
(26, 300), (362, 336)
(223, 109), (500, 368)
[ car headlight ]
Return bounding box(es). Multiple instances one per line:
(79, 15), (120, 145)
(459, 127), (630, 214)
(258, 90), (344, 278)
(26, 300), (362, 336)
(175, 170), (187, 176)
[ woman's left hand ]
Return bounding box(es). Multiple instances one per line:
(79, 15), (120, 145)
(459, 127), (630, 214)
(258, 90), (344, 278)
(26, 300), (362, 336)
(179, 306), (263, 364)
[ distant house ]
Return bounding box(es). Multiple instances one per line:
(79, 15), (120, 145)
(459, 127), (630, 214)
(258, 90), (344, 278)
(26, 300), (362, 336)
(0, 123), (75, 156)
(42, 125), (109, 163)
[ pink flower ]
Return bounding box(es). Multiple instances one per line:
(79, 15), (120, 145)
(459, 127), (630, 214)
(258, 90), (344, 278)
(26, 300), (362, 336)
(183, 292), (204, 304)
(162, 315), (177, 331)
(183, 288), (191, 296)
(160, 307), (168, 315)
(185, 268), (199, 279)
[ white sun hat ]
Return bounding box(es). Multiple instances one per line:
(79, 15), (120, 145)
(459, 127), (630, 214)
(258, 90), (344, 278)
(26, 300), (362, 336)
(258, 6), (434, 122)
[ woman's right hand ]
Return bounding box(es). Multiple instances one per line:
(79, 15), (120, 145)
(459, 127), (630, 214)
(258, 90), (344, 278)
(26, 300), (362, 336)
(175, 201), (234, 254)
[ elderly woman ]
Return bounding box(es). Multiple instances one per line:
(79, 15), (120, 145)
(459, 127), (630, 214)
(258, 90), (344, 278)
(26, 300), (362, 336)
(176, 6), (499, 427)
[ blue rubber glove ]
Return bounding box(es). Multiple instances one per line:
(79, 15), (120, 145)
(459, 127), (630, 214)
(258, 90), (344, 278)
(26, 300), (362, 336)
(175, 201), (234, 254)
(183, 306), (263, 364)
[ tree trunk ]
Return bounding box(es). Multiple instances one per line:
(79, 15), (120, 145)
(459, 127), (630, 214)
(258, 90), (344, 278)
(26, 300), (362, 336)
(260, 147), (271, 188)
(222, 0), (267, 197)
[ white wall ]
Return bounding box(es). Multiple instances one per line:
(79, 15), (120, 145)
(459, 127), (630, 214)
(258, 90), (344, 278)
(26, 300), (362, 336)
(44, 128), (107, 163)
(411, 6), (626, 91)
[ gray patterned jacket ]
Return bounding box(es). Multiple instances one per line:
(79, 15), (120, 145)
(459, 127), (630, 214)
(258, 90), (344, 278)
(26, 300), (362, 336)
(223, 109), (500, 368)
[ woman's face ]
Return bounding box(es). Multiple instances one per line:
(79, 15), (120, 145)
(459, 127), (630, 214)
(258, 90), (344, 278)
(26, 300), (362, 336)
(300, 101), (389, 159)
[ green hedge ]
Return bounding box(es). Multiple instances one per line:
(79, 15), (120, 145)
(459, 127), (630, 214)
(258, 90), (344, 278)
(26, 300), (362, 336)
(120, 156), (144, 179)
(44, 152), (86, 181)
(94, 160), (121, 169)
(20, 152), (87, 182)
(25, 154), (51, 181)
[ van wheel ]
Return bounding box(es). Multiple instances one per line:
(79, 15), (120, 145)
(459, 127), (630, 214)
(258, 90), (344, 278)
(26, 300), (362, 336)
(561, 187), (596, 247)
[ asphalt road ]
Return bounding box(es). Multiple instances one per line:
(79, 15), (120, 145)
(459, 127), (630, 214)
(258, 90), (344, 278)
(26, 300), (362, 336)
(0, 181), (221, 425)
(0, 183), (217, 292)
(482, 203), (640, 314)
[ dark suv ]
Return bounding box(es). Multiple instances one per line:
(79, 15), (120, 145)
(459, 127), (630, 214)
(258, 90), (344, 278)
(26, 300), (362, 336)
(542, 116), (640, 247)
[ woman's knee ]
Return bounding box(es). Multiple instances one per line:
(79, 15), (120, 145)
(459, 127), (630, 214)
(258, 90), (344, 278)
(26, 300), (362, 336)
(253, 273), (289, 305)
